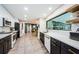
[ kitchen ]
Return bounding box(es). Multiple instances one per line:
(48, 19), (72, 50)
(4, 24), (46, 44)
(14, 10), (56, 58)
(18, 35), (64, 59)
(0, 4), (79, 54)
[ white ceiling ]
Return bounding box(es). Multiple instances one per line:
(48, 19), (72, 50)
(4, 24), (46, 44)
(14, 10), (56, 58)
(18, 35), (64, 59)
(2, 4), (62, 20)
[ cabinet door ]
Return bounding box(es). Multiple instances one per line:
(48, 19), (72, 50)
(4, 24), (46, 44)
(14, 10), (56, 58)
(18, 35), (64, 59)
(0, 40), (4, 54)
(40, 32), (44, 44)
(3, 35), (11, 54)
(61, 47), (72, 54)
(51, 42), (60, 54)
(6, 35), (11, 53)
(51, 38), (61, 54)
(51, 38), (61, 47)
(3, 40), (8, 53)
(61, 43), (74, 54)
(6, 38), (11, 53)
(61, 42), (79, 54)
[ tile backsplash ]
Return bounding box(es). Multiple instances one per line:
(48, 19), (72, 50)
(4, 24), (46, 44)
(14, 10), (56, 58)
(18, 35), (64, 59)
(0, 26), (11, 32)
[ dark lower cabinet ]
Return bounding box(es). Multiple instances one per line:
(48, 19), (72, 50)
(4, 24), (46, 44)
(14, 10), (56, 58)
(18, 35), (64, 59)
(0, 40), (4, 54)
(40, 33), (79, 54)
(40, 32), (44, 44)
(61, 42), (79, 54)
(51, 37), (61, 54)
(3, 35), (11, 54)
(50, 37), (79, 54)
(0, 35), (11, 54)
(51, 42), (60, 54)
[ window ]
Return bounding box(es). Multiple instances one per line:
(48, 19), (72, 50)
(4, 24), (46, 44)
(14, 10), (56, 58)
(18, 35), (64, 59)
(47, 12), (72, 31)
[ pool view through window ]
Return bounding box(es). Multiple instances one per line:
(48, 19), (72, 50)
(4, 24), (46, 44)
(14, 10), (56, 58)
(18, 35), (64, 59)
(47, 12), (72, 31)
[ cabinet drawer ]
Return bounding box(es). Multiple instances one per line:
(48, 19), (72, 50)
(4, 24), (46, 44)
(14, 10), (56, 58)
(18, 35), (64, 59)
(0, 39), (4, 43)
(0, 40), (4, 54)
(51, 37), (61, 47)
(51, 42), (60, 54)
(61, 42), (79, 54)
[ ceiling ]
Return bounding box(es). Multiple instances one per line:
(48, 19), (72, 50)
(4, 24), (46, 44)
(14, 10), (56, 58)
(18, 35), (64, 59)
(2, 4), (62, 20)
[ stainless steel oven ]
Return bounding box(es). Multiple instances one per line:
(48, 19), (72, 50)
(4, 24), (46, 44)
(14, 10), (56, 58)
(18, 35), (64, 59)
(0, 17), (11, 27)
(3, 18), (11, 26)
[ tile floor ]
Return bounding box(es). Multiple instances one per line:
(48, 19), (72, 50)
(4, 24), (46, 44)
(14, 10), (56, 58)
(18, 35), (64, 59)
(8, 32), (48, 54)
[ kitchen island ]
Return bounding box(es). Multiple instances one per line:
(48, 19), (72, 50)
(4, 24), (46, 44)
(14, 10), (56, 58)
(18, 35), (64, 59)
(40, 30), (79, 54)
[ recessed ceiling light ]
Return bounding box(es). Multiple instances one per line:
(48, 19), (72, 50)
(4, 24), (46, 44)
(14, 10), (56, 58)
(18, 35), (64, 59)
(48, 7), (52, 10)
(24, 7), (28, 11)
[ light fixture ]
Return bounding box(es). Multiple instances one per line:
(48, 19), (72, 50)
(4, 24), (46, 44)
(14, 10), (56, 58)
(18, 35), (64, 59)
(48, 7), (52, 11)
(24, 7), (28, 11)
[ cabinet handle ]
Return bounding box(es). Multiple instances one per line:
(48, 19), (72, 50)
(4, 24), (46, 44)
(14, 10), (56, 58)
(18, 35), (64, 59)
(53, 41), (56, 43)
(46, 37), (49, 39)
(68, 49), (76, 54)
(53, 44), (56, 47)
(52, 43), (57, 47)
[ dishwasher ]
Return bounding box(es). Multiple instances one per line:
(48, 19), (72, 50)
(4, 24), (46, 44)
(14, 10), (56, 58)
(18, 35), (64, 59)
(44, 35), (51, 53)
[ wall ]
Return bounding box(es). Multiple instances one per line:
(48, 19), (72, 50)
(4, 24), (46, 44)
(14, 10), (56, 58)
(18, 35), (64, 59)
(20, 22), (25, 37)
(39, 18), (47, 32)
(0, 5), (18, 27)
(46, 4), (74, 21)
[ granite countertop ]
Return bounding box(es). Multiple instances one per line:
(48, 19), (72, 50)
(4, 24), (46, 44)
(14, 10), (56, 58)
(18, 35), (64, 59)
(0, 33), (11, 39)
(0, 30), (17, 39)
(41, 30), (79, 50)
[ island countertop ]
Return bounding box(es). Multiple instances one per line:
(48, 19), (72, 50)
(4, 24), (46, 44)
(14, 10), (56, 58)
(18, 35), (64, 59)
(41, 30), (79, 50)
(0, 30), (17, 40)
(0, 33), (11, 39)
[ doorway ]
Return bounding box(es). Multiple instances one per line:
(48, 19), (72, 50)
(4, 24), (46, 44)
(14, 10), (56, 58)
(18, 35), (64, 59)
(15, 22), (20, 38)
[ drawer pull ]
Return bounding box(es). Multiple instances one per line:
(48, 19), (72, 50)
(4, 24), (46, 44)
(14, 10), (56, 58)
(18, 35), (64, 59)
(52, 43), (57, 47)
(53, 41), (56, 43)
(68, 49), (76, 54)
(46, 37), (49, 38)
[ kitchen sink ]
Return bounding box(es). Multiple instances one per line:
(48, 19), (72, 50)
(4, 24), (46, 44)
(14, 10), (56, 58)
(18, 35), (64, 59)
(70, 32), (79, 41)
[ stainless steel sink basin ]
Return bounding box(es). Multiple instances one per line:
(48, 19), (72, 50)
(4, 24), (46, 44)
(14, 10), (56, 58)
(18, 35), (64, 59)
(70, 32), (79, 41)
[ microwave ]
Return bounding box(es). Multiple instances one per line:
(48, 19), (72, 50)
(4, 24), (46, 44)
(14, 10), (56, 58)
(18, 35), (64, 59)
(0, 17), (11, 26)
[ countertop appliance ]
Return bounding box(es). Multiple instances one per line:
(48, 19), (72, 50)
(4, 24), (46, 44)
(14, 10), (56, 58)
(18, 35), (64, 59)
(70, 28), (79, 41)
(0, 17), (11, 27)
(70, 32), (79, 41)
